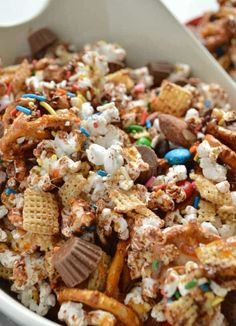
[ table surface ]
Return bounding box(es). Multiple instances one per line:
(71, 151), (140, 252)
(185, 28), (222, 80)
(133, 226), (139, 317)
(161, 0), (218, 22)
(0, 314), (17, 326)
(0, 0), (218, 325)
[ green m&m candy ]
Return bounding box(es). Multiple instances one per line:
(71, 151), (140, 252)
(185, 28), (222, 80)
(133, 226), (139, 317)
(136, 137), (152, 147)
(127, 124), (144, 133)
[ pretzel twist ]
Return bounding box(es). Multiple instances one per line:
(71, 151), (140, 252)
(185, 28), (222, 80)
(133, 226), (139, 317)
(0, 114), (80, 159)
(205, 134), (236, 170)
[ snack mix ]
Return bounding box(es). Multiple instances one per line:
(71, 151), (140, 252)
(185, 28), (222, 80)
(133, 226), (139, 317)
(197, 0), (236, 81)
(0, 27), (236, 326)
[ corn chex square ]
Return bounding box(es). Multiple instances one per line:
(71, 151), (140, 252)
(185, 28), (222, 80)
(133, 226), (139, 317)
(217, 205), (236, 223)
(190, 173), (232, 206)
(59, 174), (87, 207)
(197, 200), (216, 223)
(196, 237), (236, 277)
(23, 188), (59, 235)
(109, 188), (146, 213)
(154, 81), (192, 117)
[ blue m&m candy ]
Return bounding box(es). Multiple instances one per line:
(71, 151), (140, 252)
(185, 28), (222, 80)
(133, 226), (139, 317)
(164, 148), (191, 165)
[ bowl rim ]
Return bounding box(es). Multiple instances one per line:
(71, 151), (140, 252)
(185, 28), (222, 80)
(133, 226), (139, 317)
(0, 289), (60, 326)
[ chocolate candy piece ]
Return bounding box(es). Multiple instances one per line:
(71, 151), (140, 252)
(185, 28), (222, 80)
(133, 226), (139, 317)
(154, 138), (170, 158)
(53, 237), (102, 287)
(144, 316), (159, 325)
(222, 290), (236, 325)
(28, 28), (58, 57)
(43, 66), (66, 83)
(108, 61), (125, 73)
(168, 75), (188, 86)
(158, 113), (196, 148)
(0, 121), (4, 138)
(148, 62), (174, 87)
(227, 168), (236, 191)
(136, 145), (159, 184)
(0, 82), (6, 97)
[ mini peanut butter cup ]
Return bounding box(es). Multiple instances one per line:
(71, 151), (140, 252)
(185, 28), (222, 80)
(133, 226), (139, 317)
(28, 28), (58, 56)
(148, 61), (174, 87)
(52, 237), (102, 287)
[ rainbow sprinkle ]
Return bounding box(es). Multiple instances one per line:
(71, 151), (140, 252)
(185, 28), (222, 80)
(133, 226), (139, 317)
(80, 127), (90, 137)
(5, 188), (17, 195)
(40, 101), (57, 115)
(16, 105), (32, 115)
(97, 170), (108, 177)
(67, 92), (76, 98)
(22, 94), (46, 101)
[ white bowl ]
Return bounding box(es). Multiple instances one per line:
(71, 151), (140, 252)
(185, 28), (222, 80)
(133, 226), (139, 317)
(0, 1), (236, 325)
(0, 289), (59, 326)
(0, 0), (50, 27)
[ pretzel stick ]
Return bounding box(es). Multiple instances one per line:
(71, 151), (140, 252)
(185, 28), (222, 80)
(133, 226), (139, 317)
(105, 240), (128, 298)
(58, 288), (141, 326)
(206, 123), (236, 151)
(121, 263), (132, 293)
(205, 134), (236, 170)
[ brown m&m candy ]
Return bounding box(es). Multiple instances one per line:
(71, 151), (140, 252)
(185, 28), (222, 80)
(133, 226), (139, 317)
(158, 113), (196, 148)
(136, 145), (159, 184)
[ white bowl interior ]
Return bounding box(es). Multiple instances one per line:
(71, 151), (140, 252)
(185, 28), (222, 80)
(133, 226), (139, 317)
(0, 0), (236, 325)
(0, 289), (60, 326)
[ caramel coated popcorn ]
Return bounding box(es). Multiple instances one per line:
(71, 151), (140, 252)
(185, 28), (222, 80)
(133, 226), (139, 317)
(0, 28), (235, 326)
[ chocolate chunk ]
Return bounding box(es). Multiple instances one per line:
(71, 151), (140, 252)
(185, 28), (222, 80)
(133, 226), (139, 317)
(158, 113), (196, 148)
(227, 168), (236, 191)
(168, 75), (188, 86)
(52, 237), (102, 287)
(148, 62), (174, 87)
(50, 95), (70, 109)
(136, 145), (159, 184)
(108, 61), (125, 73)
(28, 28), (58, 57)
(43, 66), (66, 83)
(221, 290), (236, 325)
(0, 82), (6, 97)
(0, 121), (4, 138)
(144, 316), (159, 325)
